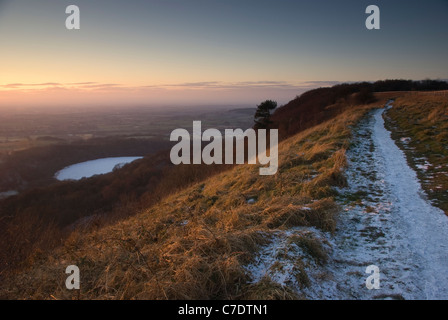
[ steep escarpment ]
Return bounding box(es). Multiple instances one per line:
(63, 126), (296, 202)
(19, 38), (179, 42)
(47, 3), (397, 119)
(0, 96), (388, 299)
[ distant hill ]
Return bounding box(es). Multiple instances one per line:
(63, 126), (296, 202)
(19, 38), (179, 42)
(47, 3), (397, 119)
(227, 108), (257, 115)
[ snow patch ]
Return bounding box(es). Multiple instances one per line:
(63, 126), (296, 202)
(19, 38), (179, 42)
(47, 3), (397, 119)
(244, 227), (334, 297)
(246, 198), (257, 205)
(400, 137), (412, 144)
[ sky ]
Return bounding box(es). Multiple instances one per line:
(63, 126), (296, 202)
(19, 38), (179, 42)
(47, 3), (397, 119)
(0, 0), (447, 108)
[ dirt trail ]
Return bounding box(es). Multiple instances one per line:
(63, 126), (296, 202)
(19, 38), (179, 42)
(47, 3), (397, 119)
(318, 101), (448, 300)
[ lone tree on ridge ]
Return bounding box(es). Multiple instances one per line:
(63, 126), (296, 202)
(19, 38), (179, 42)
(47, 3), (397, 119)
(254, 100), (277, 129)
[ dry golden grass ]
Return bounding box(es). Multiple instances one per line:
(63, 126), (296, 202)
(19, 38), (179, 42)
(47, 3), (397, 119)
(0, 98), (390, 300)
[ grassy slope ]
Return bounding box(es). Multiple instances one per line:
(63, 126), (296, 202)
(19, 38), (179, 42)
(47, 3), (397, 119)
(0, 98), (391, 300)
(384, 92), (448, 214)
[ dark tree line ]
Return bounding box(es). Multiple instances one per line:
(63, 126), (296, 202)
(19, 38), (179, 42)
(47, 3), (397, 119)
(267, 79), (448, 138)
(371, 79), (448, 92)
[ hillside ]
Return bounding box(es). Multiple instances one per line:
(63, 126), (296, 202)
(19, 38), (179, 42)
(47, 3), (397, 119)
(1, 83), (447, 300)
(0, 95), (391, 299)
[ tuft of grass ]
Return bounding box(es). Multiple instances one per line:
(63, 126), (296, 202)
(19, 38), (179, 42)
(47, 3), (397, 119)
(292, 258), (311, 289)
(289, 233), (328, 265)
(243, 276), (301, 300)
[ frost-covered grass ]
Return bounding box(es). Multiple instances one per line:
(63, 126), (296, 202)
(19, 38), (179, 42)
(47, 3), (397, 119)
(326, 102), (448, 300)
(384, 93), (448, 214)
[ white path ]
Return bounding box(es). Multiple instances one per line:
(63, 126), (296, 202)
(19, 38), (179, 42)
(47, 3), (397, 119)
(246, 102), (448, 299)
(315, 102), (448, 300)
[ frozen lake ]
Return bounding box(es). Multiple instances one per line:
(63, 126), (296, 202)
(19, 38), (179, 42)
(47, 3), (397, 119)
(55, 157), (143, 181)
(0, 190), (18, 200)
